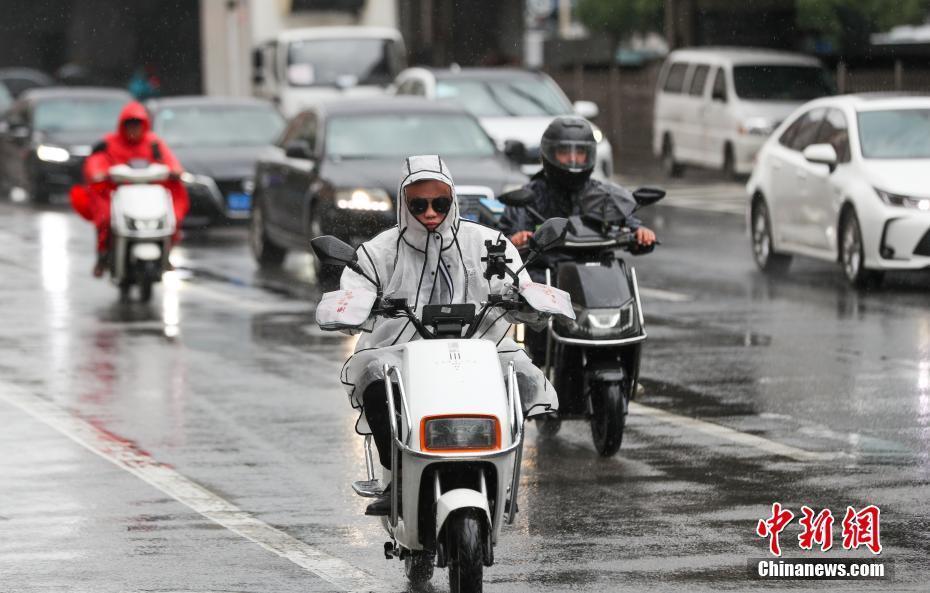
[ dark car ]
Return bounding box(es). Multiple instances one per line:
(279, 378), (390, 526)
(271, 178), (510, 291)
(0, 87), (131, 202)
(146, 96), (285, 227)
(250, 97), (527, 281)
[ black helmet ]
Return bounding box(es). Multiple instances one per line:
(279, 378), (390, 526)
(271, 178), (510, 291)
(540, 116), (596, 191)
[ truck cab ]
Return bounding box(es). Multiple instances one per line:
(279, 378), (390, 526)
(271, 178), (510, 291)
(253, 26), (406, 119)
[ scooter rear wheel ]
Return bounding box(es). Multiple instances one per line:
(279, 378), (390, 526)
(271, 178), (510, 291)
(447, 511), (484, 593)
(590, 381), (627, 457)
(405, 550), (434, 587)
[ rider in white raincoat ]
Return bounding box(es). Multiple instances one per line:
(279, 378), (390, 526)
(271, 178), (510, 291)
(338, 156), (558, 499)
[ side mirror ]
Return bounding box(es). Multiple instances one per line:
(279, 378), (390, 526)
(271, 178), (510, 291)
(310, 235), (357, 267)
(285, 140), (313, 160)
(803, 143), (838, 172)
(497, 187), (534, 207)
(632, 186), (666, 208)
(530, 217), (571, 252)
(573, 100), (599, 119)
(503, 139), (526, 164)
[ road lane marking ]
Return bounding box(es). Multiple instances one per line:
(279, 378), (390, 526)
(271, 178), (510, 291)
(639, 287), (694, 302)
(628, 401), (844, 462)
(0, 382), (389, 593)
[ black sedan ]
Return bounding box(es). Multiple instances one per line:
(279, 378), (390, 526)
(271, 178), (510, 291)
(146, 96), (285, 227)
(0, 87), (131, 202)
(250, 97), (527, 282)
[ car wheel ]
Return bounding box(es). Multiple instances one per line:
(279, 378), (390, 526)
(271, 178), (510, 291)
(661, 135), (684, 178)
(249, 201), (286, 267)
(840, 210), (884, 289)
(722, 144), (738, 180)
(309, 208), (342, 291)
(751, 199), (791, 274)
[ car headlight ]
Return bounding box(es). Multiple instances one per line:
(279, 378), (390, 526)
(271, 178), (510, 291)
(591, 125), (604, 144)
(739, 118), (775, 137)
(335, 188), (392, 211)
(421, 416), (500, 451)
(556, 304), (636, 339)
(875, 188), (930, 211)
(180, 171), (197, 184)
(242, 177), (256, 194)
(36, 144), (70, 163)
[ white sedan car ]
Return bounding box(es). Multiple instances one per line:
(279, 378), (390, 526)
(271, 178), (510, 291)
(392, 67), (614, 179)
(747, 94), (930, 287)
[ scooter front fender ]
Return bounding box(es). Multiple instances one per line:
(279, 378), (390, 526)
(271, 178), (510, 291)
(435, 488), (491, 540)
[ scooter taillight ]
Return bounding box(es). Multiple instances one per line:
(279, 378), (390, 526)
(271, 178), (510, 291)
(420, 415), (501, 452)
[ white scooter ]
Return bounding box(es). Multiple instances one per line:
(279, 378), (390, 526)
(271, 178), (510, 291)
(311, 219), (574, 593)
(107, 161), (176, 302)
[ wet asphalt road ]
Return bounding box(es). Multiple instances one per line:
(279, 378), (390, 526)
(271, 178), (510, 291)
(0, 188), (928, 593)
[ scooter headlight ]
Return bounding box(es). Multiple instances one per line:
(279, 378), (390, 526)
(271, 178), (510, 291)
(125, 217), (164, 231)
(421, 416), (500, 452)
(555, 304), (636, 339)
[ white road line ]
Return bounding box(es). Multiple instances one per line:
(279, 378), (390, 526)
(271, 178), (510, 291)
(0, 382), (388, 593)
(638, 287), (694, 302)
(629, 401), (844, 462)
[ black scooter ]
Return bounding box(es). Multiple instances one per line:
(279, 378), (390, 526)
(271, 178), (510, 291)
(497, 186), (665, 456)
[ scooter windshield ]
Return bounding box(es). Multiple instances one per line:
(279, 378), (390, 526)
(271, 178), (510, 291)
(577, 188), (636, 226)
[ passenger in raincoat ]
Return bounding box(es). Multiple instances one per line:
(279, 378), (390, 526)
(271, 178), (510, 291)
(337, 155), (558, 516)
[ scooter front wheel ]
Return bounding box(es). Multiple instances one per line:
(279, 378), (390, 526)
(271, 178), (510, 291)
(405, 550), (434, 586)
(590, 381), (627, 457)
(447, 511), (484, 593)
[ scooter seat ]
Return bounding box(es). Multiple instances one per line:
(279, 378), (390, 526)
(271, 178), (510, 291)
(352, 479), (385, 498)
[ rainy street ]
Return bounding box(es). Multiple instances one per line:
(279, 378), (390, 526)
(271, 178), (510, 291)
(2, 189), (928, 592)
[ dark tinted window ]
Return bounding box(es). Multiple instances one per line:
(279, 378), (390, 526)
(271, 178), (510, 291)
(733, 66), (834, 101)
(689, 65), (710, 96)
(663, 63), (688, 93)
(787, 108), (826, 151)
(815, 109), (850, 163)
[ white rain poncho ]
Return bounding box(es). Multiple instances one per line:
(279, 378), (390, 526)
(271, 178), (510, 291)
(338, 155), (558, 434)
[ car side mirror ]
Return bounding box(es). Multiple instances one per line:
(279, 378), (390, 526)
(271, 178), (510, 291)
(310, 235), (357, 267)
(632, 186), (666, 208)
(285, 140), (313, 160)
(573, 100), (599, 119)
(530, 217), (571, 252)
(503, 139), (526, 164)
(497, 187), (535, 207)
(803, 143), (838, 172)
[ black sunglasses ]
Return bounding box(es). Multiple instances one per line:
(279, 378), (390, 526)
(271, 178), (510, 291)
(407, 196), (452, 216)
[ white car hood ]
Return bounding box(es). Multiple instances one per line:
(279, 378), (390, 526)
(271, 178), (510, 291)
(861, 159), (930, 198)
(736, 101), (807, 126)
(478, 116), (558, 148)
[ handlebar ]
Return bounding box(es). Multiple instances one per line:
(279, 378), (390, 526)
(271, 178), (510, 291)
(371, 293), (526, 340)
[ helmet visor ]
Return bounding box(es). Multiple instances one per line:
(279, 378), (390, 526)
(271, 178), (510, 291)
(541, 139), (596, 172)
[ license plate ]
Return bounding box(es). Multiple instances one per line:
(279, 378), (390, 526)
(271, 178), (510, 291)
(227, 192), (252, 211)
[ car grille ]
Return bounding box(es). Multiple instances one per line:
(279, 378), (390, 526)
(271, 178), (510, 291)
(914, 229), (930, 256)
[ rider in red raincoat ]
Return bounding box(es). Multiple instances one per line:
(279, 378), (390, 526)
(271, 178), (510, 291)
(81, 101), (189, 276)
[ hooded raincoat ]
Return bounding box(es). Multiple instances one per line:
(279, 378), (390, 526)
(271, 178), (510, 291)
(339, 155), (558, 434)
(81, 101), (189, 252)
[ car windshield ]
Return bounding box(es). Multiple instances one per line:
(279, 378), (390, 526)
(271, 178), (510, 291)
(326, 113), (496, 159)
(286, 38), (399, 87)
(435, 77), (571, 117)
(33, 97), (127, 133)
(732, 65), (835, 101)
(153, 105), (285, 147)
(858, 109), (930, 159)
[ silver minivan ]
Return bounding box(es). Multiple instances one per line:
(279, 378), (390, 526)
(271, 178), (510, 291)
(653, 47), (834, 178)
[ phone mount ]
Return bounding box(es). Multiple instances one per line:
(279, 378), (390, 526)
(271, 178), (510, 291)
(481, 239), (518, 281)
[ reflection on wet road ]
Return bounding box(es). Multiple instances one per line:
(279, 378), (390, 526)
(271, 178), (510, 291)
(1, 201), (928, 591)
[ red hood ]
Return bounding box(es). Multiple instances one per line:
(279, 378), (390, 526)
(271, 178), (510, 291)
(117, 101), (150, 143)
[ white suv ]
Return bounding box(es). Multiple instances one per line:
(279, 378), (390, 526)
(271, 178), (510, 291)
(747, 94), (930, 287)
(393, 67), (614, 179)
